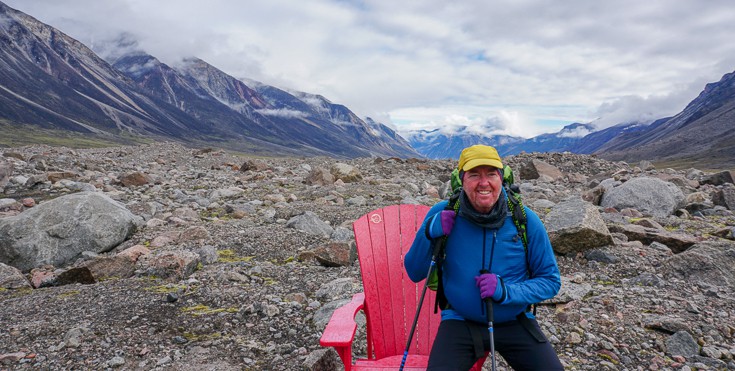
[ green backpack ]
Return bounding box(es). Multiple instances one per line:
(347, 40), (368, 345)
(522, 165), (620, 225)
(428, 164), (529, 311)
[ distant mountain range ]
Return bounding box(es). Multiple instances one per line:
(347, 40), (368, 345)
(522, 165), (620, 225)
(0, 1), (418, 159)
(0, 1), (733, 169)
(406, 71), (735, 169)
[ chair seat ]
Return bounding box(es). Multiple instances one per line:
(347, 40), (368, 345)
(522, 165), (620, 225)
(352, 354), (429, 370)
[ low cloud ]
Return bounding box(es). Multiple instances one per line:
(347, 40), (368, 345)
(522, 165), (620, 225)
(557, 126), (593, 138)
(591, 79), (707, 129)
(255, 108), (306, 119)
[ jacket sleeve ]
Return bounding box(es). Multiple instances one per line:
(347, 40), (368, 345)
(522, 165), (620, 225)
(498, 206), (561, 306)
(404, 202), (447, 283)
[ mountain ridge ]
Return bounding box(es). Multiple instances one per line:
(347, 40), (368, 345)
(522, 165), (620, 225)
(2, 1), (733, 169)
(404, 70), (735, 170)
(0, 1), (419, 159)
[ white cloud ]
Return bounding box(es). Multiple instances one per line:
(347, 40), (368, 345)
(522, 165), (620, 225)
(254, 108), (306, 119)
(4, 0), (735, 138)
(558, 126), (593, 138)
(590, 77), (709, 129)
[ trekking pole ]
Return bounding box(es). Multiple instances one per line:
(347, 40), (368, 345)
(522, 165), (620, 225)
(399, 238), (443, 371)
(480, 269), (497, 371)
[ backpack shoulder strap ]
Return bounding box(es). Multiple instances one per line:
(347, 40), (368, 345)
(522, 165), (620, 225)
(431, 190), (460, 313)
(505, 186), (528, 251)
(504, 184), (538, 314)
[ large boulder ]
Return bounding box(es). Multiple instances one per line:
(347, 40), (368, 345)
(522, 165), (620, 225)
(607, 224), (697, 254)
(286, 211), (334, 238)
(518, 159), (564, 182)
(0, 192), (142, 272)
(600, 177), (685, 218)
(713, 183), (735, 210)
(545, 197), (614, 255)
(658, 241), (735, 290)
(701, 170), (734, 186)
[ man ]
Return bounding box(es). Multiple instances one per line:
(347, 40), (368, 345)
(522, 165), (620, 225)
(405, 145), (563, 370)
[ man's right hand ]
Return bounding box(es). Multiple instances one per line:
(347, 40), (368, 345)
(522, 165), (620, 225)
(428, 210), (456, 238)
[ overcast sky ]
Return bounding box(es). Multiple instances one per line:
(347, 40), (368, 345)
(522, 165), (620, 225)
(5, 0), (735, 138)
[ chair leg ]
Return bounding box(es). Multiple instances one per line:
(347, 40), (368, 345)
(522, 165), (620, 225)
(335, 346), (353, 371)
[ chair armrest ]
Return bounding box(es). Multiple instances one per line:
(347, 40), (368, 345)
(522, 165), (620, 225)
(319, 292), (365, 346)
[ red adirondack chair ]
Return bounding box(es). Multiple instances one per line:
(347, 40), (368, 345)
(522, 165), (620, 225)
(319, 204), (486, 370)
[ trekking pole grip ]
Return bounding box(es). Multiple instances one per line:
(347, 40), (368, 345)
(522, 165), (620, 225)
(480, 269), (497, 371)
(479, 269), (494, 322)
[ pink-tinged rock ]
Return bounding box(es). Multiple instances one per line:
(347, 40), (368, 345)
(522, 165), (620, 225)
(80, 256), (137, 281)
(150, 231), (181, 247)
(72, 245), (152, 281)
(139, 250), (200, 281)
(119, 171), (152, 187)
(21, 198), (35, 208)
(116, 245), (151, 261)
(46, 171), (77, 183)
(0, 351), (27, 364)
(178, 226), (209, 242)
(311, 242), (354, 267)
(29, 266), (57, 288)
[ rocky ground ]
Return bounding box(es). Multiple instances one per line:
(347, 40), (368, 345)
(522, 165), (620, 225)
(0, 142), (734, 370)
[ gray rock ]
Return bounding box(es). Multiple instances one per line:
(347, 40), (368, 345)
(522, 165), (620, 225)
(688, 355), (728, 369)
(58, 180), (97, 192)
(306, 168), (334, 186)
(584, 248), (619, 264)
(286, 211), (334, 237)
(0, 262), (31, 289)
(315, 277), (355, 301)
(303, 348), (344, 371)
(197, 245), (219, 265)
(665, 330), (698, 357)
(313, 298), (351, 330)
(600, 177), (685, 217)
(639, 160), (655, 171)
(331, 163), (362, 183)
(0, 160), (13, 189)
(531, 199), (556, 211)
(330, 226), (354, 242)
(209, 187), (245, 200)
(0, 192), (142, 272)
(63, 326), (89, 349)
(546, 276), (592, 304)
(642, 315), (691, 334)
(607, 224), (697, 253)
(105, 356), (125, 368)
(0, 198), (18, 210)
(545, 197), (614, 254)
(137, 250), (201, 281)
(518, 159), (564, 181)
(701, 170), (734, 186)
(659, 241), (735, 290)
(713, 184), (735, 210)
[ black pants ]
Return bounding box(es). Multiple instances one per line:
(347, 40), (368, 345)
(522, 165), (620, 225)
(427, 318), (563, 371)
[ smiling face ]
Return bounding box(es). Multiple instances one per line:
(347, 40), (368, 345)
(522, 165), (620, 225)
(462, 165), (503, 213)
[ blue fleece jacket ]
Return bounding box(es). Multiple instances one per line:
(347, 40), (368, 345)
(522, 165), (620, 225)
(404, 192), (561, 324)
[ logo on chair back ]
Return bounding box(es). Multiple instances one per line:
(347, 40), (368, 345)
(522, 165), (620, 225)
(370, 214), (382, 224)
